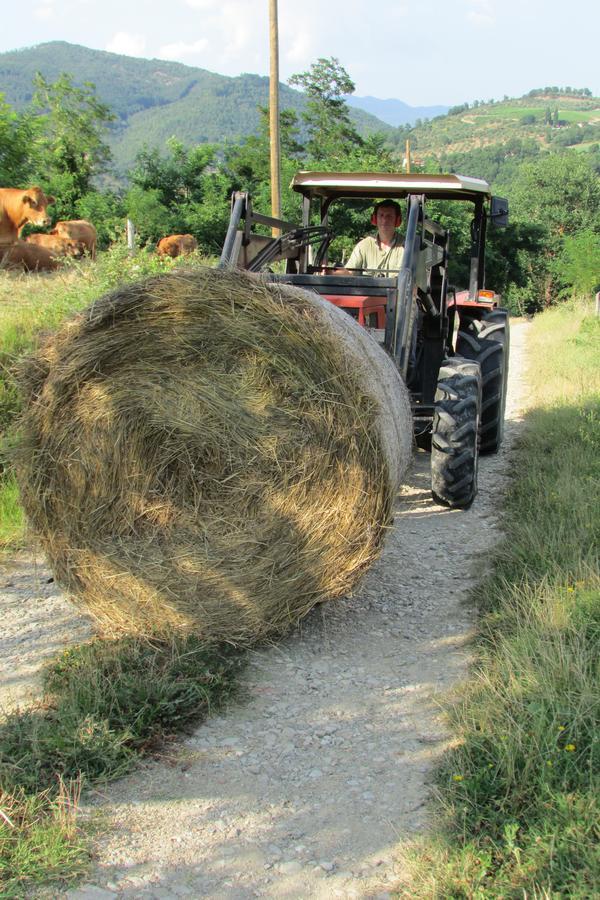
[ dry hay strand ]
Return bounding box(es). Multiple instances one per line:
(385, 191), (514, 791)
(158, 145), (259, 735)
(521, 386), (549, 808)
(15, 268), (412, 644)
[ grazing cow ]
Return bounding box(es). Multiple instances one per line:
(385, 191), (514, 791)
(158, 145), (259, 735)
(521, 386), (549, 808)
(156, 234), (198, 258)
(0, 240), (60, 272)
(0, 187), (56, 246)
(51, 220), (97, 259)
(26, 233), (85, 258)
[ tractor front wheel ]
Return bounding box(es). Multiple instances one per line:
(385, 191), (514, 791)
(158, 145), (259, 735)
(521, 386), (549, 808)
(431, 357), (482, 509)
(456, 309), (509, 453)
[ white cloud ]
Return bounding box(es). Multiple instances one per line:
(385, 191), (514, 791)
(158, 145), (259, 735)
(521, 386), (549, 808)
(467, 0), (496, 27)
(158, 1), (265, 71)
(34, 0), (55, 21)
(159, 39), (209, 58)
(468, 11), (495, 26)
(105, 32), (147, 57)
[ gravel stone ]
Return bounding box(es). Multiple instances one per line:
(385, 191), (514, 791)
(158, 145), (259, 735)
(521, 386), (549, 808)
(277, 860), (303, 875)
(65, 887), (117, 899)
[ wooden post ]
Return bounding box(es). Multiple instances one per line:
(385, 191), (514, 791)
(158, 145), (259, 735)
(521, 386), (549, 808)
(126, 218), (136, 253)
(405, 139), (411, 174)
(269, 0), (281, 237)
(596, 291), (600, 316)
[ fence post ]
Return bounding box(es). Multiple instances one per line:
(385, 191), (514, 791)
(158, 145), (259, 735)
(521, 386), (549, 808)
(595, 291), (600, 317)
(126, 219), (136, 254)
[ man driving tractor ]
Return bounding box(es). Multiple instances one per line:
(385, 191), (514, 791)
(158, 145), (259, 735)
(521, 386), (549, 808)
(344, 198), (405, 273)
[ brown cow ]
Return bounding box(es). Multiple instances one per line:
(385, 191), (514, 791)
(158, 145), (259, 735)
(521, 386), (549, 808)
(156, 234), (198, 258)
(0, 240), (60, 272)
(51, 220), (97, 259)
(26, 233), (85, 258)
(0, 187), (56, 247)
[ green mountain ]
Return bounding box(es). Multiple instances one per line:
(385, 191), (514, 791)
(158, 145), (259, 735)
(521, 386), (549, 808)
(0, 41), (395, 172)
(2, 43), (597, 183)
(409, 90), (600, 162)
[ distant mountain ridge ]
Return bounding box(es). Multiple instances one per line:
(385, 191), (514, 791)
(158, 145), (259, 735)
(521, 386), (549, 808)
(2, 42), (596, 180)
(346, 94), (449, 126)
(0, 41), (400, 172)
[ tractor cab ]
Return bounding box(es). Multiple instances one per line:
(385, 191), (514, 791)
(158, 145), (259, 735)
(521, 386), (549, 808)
(219, 172), (510, 509)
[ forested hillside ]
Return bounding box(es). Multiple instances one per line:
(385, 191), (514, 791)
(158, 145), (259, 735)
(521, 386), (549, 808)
(0, 45), (598, 314)
(0, 42), (395, 170)
(411, 88), (600, 158)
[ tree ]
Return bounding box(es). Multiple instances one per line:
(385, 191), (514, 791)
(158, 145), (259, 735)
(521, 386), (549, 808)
(288, 57), (362, 162)
(31, 72), (115, 212)
(127, 138), (230, 249)
(76, 189), (125, 248)
(508, 153), (600, 307)
(556, 229), (600, 295)
(225, 107), (304, 222)
(125, 186), (172, 245)
(129, 137), (217, 208)
(0, 95), (40, 185)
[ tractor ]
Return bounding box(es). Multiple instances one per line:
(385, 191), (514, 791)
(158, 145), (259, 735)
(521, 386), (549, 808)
(219, 171), (510, 509)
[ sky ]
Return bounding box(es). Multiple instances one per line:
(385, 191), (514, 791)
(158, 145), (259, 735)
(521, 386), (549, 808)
(1, 0), (598, 107)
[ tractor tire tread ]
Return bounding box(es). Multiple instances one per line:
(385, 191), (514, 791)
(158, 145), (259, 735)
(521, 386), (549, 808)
(431, 357), (481, 509)
(456, 310), (509, 453)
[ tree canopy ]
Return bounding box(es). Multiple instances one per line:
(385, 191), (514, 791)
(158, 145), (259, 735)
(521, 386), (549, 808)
(288, 57), (363, 162)
(0, 94), (38, 185)
(31, 72), (115, 210)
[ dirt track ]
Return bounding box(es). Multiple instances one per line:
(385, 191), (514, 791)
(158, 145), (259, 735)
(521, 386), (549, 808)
(0, 323), (529, 900)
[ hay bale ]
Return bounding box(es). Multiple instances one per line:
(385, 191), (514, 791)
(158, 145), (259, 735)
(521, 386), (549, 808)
(15, 268), (412, 644)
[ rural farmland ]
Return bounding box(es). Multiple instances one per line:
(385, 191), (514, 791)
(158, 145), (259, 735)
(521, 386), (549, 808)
(0, 22), (599, 899)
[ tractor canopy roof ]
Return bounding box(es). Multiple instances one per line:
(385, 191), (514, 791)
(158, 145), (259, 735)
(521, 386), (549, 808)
(291, 172), (492, 203)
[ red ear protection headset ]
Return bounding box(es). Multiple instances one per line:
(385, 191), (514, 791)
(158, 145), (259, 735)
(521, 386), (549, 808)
(371, 200), (402, 226)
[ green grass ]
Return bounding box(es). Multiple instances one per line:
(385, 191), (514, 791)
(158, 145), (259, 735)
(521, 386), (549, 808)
(0, 635), (244, 894)
(0, 784), (89, 897)
(473, 106), (600, 123)
(0, 473), (24, 547)
(403, 302), (600, 898)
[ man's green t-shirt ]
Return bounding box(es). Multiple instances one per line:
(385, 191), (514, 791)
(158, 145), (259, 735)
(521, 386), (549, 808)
(346, 233), (404, 273)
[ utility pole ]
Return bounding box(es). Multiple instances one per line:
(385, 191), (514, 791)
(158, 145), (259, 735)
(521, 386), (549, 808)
(269, 0), (281, 236)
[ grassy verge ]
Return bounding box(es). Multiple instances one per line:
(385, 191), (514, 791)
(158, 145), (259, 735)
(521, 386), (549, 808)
(0, 635), (244, 895)
(0, 244), (214, 551)
(1, 248), (238, 894)
(404, 301), (599, 897)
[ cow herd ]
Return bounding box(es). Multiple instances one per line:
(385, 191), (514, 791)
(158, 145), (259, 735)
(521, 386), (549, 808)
(0, 186), (97, 272)
(0, 186), (199, 273)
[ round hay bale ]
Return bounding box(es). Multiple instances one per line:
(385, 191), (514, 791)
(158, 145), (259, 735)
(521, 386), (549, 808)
(15, 268), (412, 644)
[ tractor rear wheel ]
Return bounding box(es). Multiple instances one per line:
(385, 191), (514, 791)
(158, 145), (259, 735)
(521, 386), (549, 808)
(431, 357), (482, 509)
(456, 309), (509, 454)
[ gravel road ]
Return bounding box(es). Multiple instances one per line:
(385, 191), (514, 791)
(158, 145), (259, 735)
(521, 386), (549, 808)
(0, 323), (529, 900)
